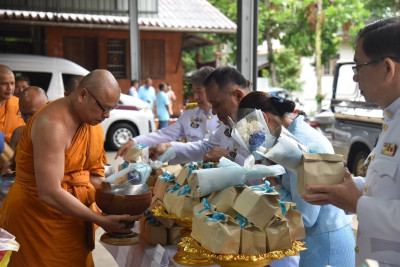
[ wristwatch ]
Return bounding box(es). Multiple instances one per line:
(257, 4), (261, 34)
(227, 151), (237, 162)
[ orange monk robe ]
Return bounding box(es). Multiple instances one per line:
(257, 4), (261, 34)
(0, 96), (25, 143)
(0, 102), (105, 267)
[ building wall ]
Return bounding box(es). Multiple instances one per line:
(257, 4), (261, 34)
(46, 27), (184, 115)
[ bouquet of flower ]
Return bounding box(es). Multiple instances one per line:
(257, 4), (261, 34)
(231, 109), (276, 157)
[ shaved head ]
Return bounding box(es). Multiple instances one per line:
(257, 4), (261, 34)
(19, 86), (48, 123)
(79, 69), (120, 95)
(0, 65), (13, 75)
(0, 64), (15, 101)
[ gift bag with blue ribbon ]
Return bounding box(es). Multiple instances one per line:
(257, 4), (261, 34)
(207, 185), (245, 218)
(264, 215), (292, 252)
(163, 184), (200, 218)
(232, 181), (280, 229)
(153, 170), (177, 201)
(235, 215), (267, 255)
(191, 198), (216, 244)
(139, 210), (168, 245)
(201, 212), (241, 254)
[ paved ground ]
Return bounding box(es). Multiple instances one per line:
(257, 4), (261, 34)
(93, 151), (122, 267)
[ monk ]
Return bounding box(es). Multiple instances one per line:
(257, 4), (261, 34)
(0, 69), (130, 266)
(3, 86), (48, 175)
(0, 65), (25, 143)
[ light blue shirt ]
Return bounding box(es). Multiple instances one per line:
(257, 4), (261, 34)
(138, 85), (156, 109)
(156, 91), (170, 121)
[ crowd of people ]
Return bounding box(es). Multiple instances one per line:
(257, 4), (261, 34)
(0, 17), (398, 267)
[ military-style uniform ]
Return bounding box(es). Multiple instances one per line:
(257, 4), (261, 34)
(133, 104), (220, 146)
(169, 124), (250, 166)
(355, 97), (400, 266)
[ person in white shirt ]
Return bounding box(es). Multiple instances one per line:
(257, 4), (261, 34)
(149, 66), (251, 166)
(128, 79), (139, 98)
(115, 67), (220, 159)
(302, 17), (400, 267)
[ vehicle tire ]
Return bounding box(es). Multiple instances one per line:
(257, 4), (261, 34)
(352, 150), (369, 177)
(106, 123), (138, 151)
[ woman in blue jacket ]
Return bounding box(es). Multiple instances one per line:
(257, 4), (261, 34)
(238, 91), (355, 267)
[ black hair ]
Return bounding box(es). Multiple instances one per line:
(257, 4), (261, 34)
(159, 82), (167, 91)
(238, 91), (295, 119)
(204, 66), (250, 92)
(16, 74), (30, 84)
(190, 66), (215, 86)
(131, 79), (139, 86)
(357, 17), (400, 59)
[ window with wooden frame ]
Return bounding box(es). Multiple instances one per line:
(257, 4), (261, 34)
(107, 39), (127, 79)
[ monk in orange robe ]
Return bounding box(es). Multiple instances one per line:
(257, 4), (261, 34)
(0, 70), (130, 266)
(0, 65), (25, 143)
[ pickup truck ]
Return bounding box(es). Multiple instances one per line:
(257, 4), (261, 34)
(330, 61), (383, 176)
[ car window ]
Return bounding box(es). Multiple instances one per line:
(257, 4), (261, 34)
(13, 71), (52, 93)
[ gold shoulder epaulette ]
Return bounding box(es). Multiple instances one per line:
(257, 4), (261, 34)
(185, 102), (198, 110)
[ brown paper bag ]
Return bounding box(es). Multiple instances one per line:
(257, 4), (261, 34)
(285, 205), (306, 241)
(163, 185), (200, 218)
(168, 225), (185, 245)
(139, 213), (168, 245)
(207, 186), (245, 218)
(240, 223), (267, 255)
(232, 186), (280, 229)
(149, 195), (164, 211)
(123, 147), (143, 162)
(191, 200), (216, 244)
(297, 153), (345, 195)
(175, 163), (196, 186)
(264, 215), (292, 252)
(201, 213), (241, 254)
(153, 176), (175, 201)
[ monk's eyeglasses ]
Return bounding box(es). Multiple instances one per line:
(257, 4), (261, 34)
(86, 89), (118, 114)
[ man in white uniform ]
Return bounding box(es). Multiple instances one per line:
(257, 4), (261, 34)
(150, 66), (251, 166)
(116, 67), (220, 159)
(302, 17), (400, 267)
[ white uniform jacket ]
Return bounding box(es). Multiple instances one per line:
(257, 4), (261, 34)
(169, 124), (250, 166)
(355, 97), (400, 266)
(133, 107), (219, 146)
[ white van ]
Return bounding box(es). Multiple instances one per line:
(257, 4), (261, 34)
(0, 53), (155, 150)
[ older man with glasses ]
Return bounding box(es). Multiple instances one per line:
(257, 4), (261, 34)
(0, 69), (130, 267)
(302, 17), (400, 266)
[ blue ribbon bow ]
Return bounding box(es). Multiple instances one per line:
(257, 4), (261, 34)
(278, 200), (288, 216)
(178, 184), (192, 196)
(159, 171), (175, 183)
(203, 162), (212, 169)
(186, 163), (197, 177)
(120, 161), (129, 170)
(235, 214), (248, 228)
(206, 212), (226, 222)
(166, 183), (181, 193)
(251, 181), (275, 193)
(195, 198), (211, 216)
(144, 210), (157, 225)
(134, 144), (147, 149)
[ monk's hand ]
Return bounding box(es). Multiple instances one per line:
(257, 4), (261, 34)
(203, 147), (229, 163)
(115, 140), (135, 159)
(301, 168), (362, 213)
(149, 143), (171, 161)
(100, 214), (132, 233)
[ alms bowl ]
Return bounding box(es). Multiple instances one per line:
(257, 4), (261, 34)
(95, 182), (152, 216)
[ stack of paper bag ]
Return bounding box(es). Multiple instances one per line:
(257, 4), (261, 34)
(153, 171), (176, 201)
(191, 199), (216, 244)
(238, 218), (267, 255)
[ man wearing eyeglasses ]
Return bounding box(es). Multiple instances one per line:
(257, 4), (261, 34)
(302, 17), (400, 266)
(0, 65), (25, 144)
(0, 69), (130, 266)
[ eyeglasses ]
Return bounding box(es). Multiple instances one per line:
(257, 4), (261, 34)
(86, 89), (118, 114)
(16, 110), (35, 121)
(352, 56), (400, 74)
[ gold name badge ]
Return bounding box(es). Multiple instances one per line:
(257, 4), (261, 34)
(381, 143), (397, 157)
